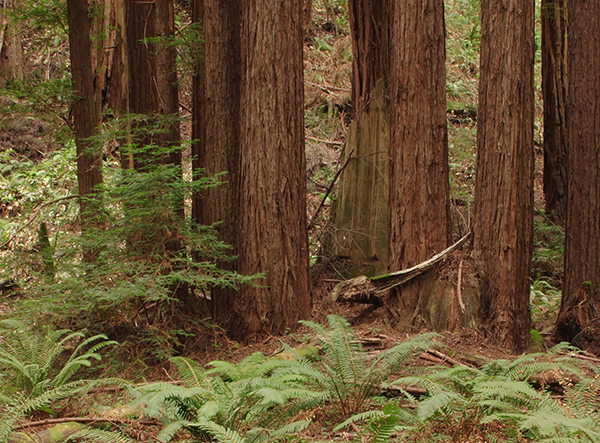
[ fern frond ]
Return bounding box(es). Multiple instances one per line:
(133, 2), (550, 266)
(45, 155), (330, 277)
(334, 409), (385, 431)
(386, 375), (447, 396)
(300, 316), (365, 399)
(188, 419), (246, 443)
(417, 391), (466, 422)
(0, 378), (126, 443)
(269, 419), (311, 437)
(474, 379), (543, 407)
(65, 428), (137, 443)
(157, 420), (192, 442)
(519, 411), (600, 441)
(170, 356), (208, 388)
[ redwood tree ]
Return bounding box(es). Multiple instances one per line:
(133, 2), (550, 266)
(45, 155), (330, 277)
(472, 0), (535, 353)
(333, 0), (390, 273)
(386, 0), (451, 328)
(124, 0), (180, 166)
(192, 0), (310, 339)
(233, 0), (310, 339)
(541, 0), (568, 221)
(194, 0), (242, 326)
(66, 0), (104, 237)
(554, 0), (600, 348)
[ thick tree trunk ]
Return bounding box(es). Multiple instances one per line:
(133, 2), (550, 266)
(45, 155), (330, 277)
(541, 0), (568, 222)
(124, 0), (180, 163)
(192, 0), (242, 327)
(473, 0), (535, 353)
(66, 0), (104, 239)
(347, 0), (389, 118)
(191, 0), (205, 227)
(0, 0), (24, 85)
(386, 0), (452, 330)
(333, 0), (389, 275)
(232, 0), (311, 339)
(554, 0), (600, 349)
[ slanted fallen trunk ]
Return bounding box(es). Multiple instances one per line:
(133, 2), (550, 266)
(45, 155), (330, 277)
(331, 232), (471, 304)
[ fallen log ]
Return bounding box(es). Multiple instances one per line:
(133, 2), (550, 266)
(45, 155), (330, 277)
(331, 232), (471, 304)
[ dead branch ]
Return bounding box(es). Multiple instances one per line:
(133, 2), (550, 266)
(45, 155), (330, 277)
(308, 148), (355, 231)
(307, 136), (344, 146)
(331, 232), (471, 302)
(15, 416), (156, 430)
(424, 349), (475, 368)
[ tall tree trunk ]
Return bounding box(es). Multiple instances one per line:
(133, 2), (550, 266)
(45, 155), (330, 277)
(0, 0), (24, 85)
(66, 0), (104, 247)
(333, 0), (389, 275)
(541, 0), (568, 222)
(231, 0), (310, 339)
(124, 0), (180, 163)
(386, 0), (451, 329)
(192, 0), (242, 327)
(554, 0), (600, 349)
(347, 0), (389, 118)
(473, 0), (535, 353)
(191, 0), (205, 228)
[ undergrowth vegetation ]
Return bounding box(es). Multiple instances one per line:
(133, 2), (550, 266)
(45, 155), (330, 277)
(0, 316), (599, 442)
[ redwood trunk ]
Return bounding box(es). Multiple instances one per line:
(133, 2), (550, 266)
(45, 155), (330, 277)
(347, 0), (389, 118)
(333, 0), (389, 275)
(554, 0), (600, 348)
(541, 0), (568, 222)
(473, 0), (535, 353)
(66, 0), (103, 234)
(192, 0), (243, 327)
(387, 0), (451, 328)
(232, 0), (310, 339)
(125, 0), (180, 163)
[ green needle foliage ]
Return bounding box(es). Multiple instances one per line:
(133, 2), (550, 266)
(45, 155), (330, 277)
(299, 315), (439, 415)
(131, 353), (319, 443)
(4, 145), (256, 357)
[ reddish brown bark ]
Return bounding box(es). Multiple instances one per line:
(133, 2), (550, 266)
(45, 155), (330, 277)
(125, 0), (180, 165)
(347, 0), (389, 118)
(232, 0), (310, 339)
(541, 0), (568, 222)
(386, 0), (451, 328)
(192, 0), (242, 327)
(192, 0), (310, 339)
(554, 0), (600, 348)
(66, 0), (103, 235)
(473, 0), (535, 353)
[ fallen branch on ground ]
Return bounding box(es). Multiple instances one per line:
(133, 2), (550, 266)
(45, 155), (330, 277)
(330, 232), (471, 303)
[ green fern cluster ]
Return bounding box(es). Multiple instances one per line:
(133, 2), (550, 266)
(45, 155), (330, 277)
(0, 320), (125, 443)
(132, 353), (320, 443)
(0, 319), (116, 400)
(297, 315), (439, 415)
(341, 343), (600, 442)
